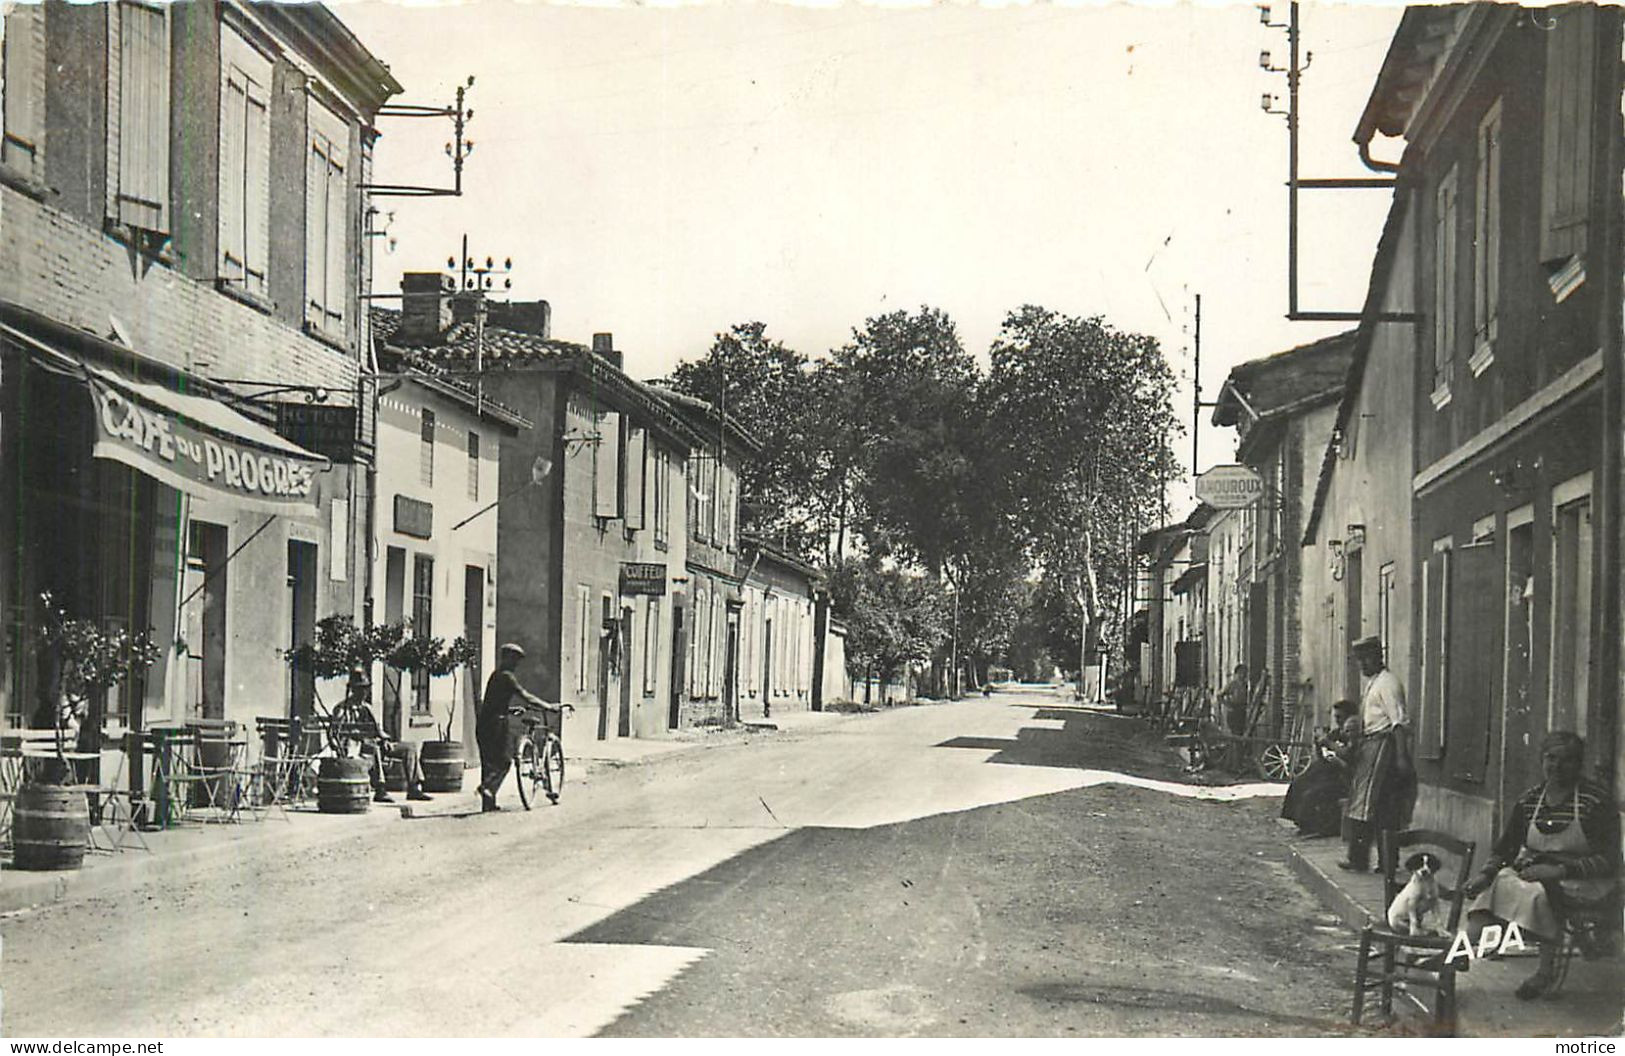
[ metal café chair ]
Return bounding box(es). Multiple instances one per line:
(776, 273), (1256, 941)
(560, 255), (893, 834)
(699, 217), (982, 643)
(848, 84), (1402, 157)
(184, 719), (250, 823)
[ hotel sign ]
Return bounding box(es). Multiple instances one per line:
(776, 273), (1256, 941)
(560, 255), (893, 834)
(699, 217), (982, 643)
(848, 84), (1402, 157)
(618, 562), (667, 596)
(275, 403), (358, 464)
(88, 372), (324, 518)
(1195, 465), (1265, 510)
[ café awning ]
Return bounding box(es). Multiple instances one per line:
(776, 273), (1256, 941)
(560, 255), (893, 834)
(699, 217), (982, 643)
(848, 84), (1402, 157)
(1, 308), (328, 518)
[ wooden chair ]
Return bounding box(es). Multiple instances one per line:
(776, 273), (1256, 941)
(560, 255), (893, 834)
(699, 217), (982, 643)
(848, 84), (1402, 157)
(1351, 828), (1477, 1035)
(1550, 893), (1622, 993)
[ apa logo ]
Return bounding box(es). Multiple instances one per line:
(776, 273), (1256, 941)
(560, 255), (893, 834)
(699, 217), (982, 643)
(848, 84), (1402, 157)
(1444, 921), (1526, 965)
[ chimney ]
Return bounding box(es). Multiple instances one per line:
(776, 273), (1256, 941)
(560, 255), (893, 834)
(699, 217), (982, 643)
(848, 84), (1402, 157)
(593, 332), (623, 371)
(399, 273), (454, 340)
(487, 299), (551, 338)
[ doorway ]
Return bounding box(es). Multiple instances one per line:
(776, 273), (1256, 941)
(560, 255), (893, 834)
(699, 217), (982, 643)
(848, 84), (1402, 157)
(761, 615), (774, 719)
(286, 540), (317, 720)
(617, 604), (633, 737)
(668, 604), (685, 730)
(1344, 547), (1364, 703)
(181, 521), (228, 721)
(383, 547), (406, 738)
(724, 617), (739, 725)
(463, 566), (484, 749)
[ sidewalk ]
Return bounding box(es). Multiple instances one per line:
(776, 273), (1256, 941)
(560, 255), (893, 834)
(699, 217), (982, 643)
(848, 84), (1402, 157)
(0, 716), (859, 917)
(1287, 832), (1623, 1037)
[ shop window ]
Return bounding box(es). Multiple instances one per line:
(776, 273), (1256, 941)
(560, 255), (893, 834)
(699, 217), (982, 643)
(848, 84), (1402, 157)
(1419, 541), (1452, 760)
(644, 598), (660, 696)
(218, 22), (271, 300)
(1550, 491), (1593, 735)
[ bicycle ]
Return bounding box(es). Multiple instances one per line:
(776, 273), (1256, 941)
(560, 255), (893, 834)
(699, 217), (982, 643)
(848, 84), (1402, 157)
(511, 705), (569, 810)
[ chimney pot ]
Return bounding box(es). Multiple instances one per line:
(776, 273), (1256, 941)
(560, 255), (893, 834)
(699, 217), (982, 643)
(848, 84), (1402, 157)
(399, 273), (454, 340)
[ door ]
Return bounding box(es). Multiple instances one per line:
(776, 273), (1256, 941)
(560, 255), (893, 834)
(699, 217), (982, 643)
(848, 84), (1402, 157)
(761, 617), (773, 717)
(463, 566), (484, 750)
(286, 540), (317, 720)
(383, 547), (406, 738)
(617, 604), (633, 737)
(596, 596), (611, 741)
(1446, 542), (1500, 786)
(668, 605), (685, 730)
(724, 618), (739, 725)
(1344, 547), (1364, 704)
(1500, 516), (1536, 822)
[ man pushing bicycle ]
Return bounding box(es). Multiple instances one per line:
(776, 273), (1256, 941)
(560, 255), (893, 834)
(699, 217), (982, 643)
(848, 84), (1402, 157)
(476, 643), (571, 812)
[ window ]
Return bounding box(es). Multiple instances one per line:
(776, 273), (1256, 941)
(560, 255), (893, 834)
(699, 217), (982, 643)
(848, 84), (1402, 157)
(710, 592), (723, 697)
(644, 598), (660, 696)
(1471, 100), (1501, 374)
(411, 555), (434, 714)
(686, 458), (700, 541)
(1377, 562), (1396, 664)
(420, 409), (435, 486)
(466, 430), (479, 502)
(593, 411), (622, 518)
(1, 3), (45, 182)
(653, 449), (670, 546)
(1540, 4), (1596, 266)
(1550, 480), (1594, 735)
(1432, 165), (1459, 404)
(576, 586), (591, 694)
(107, 1), (171, 232)
(693, 584), (709, 697)
(305, 97), (349, 338)
(218, 24), (271, 299)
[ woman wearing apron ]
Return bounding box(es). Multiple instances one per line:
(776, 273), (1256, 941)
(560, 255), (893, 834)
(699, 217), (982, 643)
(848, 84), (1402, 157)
(1463, 731), (1621, 999)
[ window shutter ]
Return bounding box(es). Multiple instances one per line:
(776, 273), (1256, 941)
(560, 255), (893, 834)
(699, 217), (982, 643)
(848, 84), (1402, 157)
(594, 411), (621, 518)
(243, 76), (271, 296)
(218, 69), (247, 285)
(115, 1), (168, 231)
(625, 428), (646, 530)
(305, 133), (328, 328)
(324, 132), (348, 332)
(2, 4), (46, 178)
(1540, 4), (1596, 263)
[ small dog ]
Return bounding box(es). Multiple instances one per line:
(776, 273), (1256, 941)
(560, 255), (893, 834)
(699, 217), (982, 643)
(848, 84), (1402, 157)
(1387, 851), (1444, 935)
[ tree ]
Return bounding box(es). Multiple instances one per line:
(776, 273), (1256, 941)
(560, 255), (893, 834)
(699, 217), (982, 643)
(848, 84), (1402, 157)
(826, 558), (947, 703)
(985, 306), (1179, 697)
(668, 322), (822, 559)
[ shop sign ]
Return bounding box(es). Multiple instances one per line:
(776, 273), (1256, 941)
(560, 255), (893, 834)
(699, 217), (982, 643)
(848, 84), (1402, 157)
(394, 495), (433, 539)
(1195, 464), (1265, 509)
(88, 373), (323, 517)
(619, 562), (667, 596)
(275, 404), (358, 463)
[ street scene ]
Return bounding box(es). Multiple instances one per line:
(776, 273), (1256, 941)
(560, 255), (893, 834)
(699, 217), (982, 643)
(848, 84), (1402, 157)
(0, 0), (1622, 1043)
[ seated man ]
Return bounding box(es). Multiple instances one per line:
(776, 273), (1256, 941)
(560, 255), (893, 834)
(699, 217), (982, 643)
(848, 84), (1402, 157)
(333, 666), (431, 804)
(1462, 731), (1620, 999)
(1280, 699), (1359, 837)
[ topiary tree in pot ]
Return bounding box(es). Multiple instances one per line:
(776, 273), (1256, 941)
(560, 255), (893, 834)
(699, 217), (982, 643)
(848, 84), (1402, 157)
(16, 592), (160, 870)
(387, 633), (475, 792)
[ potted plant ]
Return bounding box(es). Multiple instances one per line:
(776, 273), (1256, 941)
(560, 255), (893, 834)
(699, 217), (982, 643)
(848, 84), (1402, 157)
(390, 634), (475, 792)
(16, 592), (160, 870)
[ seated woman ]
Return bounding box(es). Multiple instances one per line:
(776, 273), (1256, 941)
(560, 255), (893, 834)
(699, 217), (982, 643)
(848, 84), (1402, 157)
(1462, 731), (1620, 999)
(1280, 699), (1360, 837)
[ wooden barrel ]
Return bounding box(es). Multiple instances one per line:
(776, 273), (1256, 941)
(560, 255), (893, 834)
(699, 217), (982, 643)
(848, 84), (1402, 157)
(316, 756), (371, 814)
(13, 784), (90, 871)
(383, 756), (407, 792)
(419, 741), (465, 792)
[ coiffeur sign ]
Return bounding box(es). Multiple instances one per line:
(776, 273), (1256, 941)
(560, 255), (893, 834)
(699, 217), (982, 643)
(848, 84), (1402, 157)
(87, 372), (327, 518)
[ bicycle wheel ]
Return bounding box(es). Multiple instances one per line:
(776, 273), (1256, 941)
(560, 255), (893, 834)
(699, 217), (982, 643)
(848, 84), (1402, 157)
(541, 736), (564, 803)
(514, 736), (542, 811)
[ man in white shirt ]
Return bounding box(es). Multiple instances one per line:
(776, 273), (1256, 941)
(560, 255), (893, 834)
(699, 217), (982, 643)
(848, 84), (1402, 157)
(1339, 635), (1415, 872)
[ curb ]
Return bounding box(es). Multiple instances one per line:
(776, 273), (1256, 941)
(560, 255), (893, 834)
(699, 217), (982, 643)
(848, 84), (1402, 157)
(1285, 842), (1378, 932)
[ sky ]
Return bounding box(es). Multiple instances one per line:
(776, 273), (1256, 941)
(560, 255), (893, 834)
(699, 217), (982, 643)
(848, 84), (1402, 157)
(337, 0), (1408, 513)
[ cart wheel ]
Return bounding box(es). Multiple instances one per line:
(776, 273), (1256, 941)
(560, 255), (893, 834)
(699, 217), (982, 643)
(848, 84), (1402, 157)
(1259, 742), (1304, 781)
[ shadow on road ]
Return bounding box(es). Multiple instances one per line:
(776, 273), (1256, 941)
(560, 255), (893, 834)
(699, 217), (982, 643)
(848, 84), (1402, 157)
(935, 703), (1208, 785)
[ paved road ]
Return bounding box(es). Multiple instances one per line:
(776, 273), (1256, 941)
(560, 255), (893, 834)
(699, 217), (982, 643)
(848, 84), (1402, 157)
(2, 687), (1353, 1037)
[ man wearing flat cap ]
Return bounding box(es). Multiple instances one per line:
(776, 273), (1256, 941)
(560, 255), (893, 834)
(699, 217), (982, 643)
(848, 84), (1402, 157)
(1340, 634), (1415, 872)
(476, 643), (570, 812)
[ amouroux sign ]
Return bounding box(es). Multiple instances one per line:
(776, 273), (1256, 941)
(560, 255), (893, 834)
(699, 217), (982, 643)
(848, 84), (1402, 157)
(1195, 464), (1265, 509)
